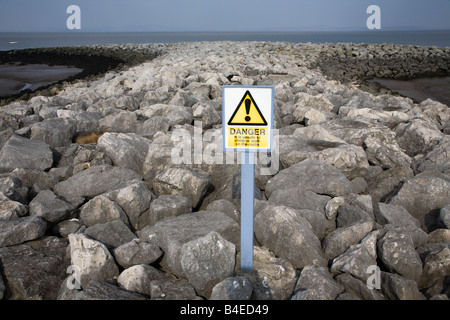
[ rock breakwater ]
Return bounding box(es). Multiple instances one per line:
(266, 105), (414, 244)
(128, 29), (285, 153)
(0, 41), (449, 300)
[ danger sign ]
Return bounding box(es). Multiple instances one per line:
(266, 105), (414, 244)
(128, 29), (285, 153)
(223, 86), (274, 152)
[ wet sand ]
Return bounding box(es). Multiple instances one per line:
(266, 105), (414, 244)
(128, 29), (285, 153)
(369, 77), (450, 106)
(0, 63), (82, 97)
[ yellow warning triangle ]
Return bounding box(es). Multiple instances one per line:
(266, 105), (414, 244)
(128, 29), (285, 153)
(228, 90), (268, 126)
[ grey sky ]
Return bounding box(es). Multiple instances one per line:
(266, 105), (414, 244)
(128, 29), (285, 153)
(1, 0), (450, 32)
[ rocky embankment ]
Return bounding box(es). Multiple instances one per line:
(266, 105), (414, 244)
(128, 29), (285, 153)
(0, 41), (449, 300)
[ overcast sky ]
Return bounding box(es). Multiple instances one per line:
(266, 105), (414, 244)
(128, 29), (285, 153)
(1, 0), (450, 32)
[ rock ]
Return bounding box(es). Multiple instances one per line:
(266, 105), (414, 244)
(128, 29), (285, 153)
(0, 193), (28, 221)
(366, 166), (414, 205)
(0, 237), (69, 299)
(68, 234), (119, 289)
(438, 205), (450, 228)
(0, 135), (53, 171)
(139, 211), (240, 278)
(98, 110), (140, 133)
(113, 239), (163, 269)
(206, 199), (240, 223)
(105, 179), (153, 230)
(136, 104), (193, 127)
(325, 196), (345, 220)
(337, 203), (374, 228)
(322, 221), (374, 260)
(79, 194), (130, 227)
(73, 280), (148, 300)
(149, 278), (201, 300)
(0, 216), (47, 248)
(416, 136), (450, 174)
(293, 266), (344, 300)
(395, 119), (443, 157)
(254, 205), (327, 269)
(53, 218), (82, 238)
(387, 170), (450, 231)
(210, 276), (253, 300)
(418, 247), (450, 290)
(330, 231), (379, 282)
(335, 273), (384, 300)
(97, 133), (151, 175)
(377, 228), (423, 282)
(374, 203), (421, 227)
(235, 246), (297, 300)
(148, 194), (192, 226)
(427, 229), (450, 243)
(380, 272), (426, 300)
(0, 176), (29, 204)
(268, 188), (331, 216)
(117, 264), (167, 297)
(152, 165), (211, 208)
(265, 159), (352, 199)
(83, 220), (137, 250)
(137, 116), (170, 139)
(181, 231), (236, 298)
(29, 190), (77, 224)
(54, 164), (142, 203)
(30, 117), (76, 148)
(192, 102), (221, 130)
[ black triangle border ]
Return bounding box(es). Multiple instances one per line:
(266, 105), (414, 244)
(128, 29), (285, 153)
(227, 90), (268, 126)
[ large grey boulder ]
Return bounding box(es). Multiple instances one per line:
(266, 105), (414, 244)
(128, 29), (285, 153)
(113, 239), (163, 269)
(29, 190), (78, 224)
(0, 193), (28, 221)
(293, 266), (344, 300)
(377, 228), (423, 282)
(210, 277), (253, 300)
(381, 272), (426, 300)
(30, 117), (76, 148)
(418, 247), (450, 290)
(136, 103), (193, 127)
(53, 164), (142, 203)
(139, 211), (240, 278)
(83, 219), (137, 250)
(97, 133), (151, 175)
(98, 110), (140, 133)
(374, 203), (421, 227)
(74, 280), (148, 300)
(68, 234), (119, 289)
(0, 135), (53, 171)
(148, 194), (192, 226)
(254, 205), (327, 269)
(335, 273), (384, 300)
(0, 216), (47, 248)
(265, 159), (352, 199)
(235, 246), (297, 300)
(152, 165), (211, 208)
(322, 221), (374, 260)
(105, 179), (153, 230)
(181, 231), (236, 298)
(0, 237), (69, 300)
(79, 194), (130, 227)
(388, 170), (450, 231)
(117, 264), (168, 297)
(330, 230), (379, 282)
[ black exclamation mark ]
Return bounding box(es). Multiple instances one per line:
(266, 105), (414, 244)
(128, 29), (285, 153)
(245, 99), (251, 122)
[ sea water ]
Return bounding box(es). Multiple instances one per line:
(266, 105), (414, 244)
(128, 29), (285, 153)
(1, 30), (450, 51)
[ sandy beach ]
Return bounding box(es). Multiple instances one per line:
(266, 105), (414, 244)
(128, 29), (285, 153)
(0, 63), (82, 97)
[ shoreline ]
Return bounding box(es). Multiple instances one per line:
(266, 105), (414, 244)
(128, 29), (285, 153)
(0, 42), (449, 107)
(0, 63), (83, 97)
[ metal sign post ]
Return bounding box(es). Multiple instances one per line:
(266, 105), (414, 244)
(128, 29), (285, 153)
(240, 150), (255, 270)
(222, 86), (274, 270)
